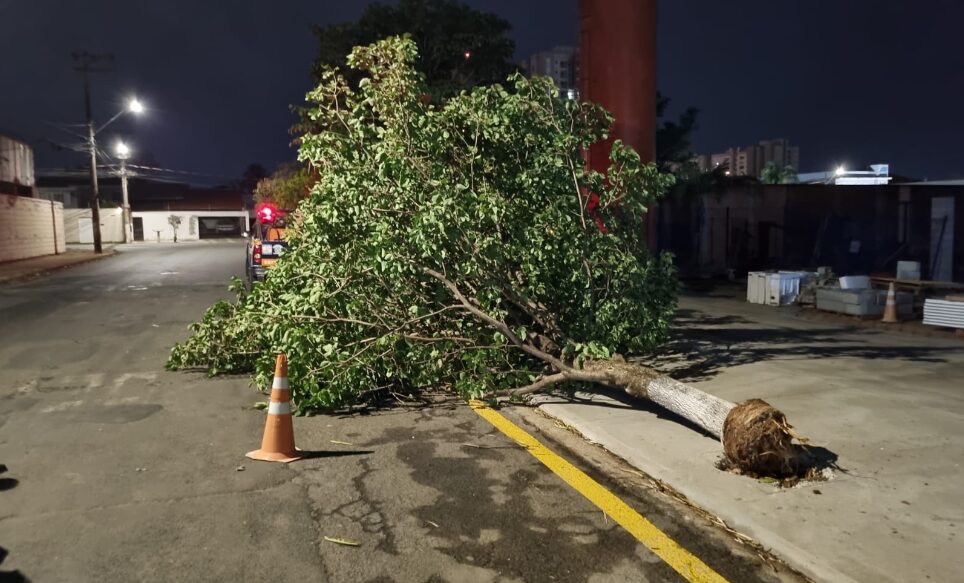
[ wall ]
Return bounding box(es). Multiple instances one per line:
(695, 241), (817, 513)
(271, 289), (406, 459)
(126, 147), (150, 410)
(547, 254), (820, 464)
(657, 183), (785, 276)
(781, 185), (898, 275)
(36, 186), (83, 208)
(0, 193), (65, 262)
(63, 208), (124, 243)
(132, 210), (249, 242)
(658, 183), (964, 281)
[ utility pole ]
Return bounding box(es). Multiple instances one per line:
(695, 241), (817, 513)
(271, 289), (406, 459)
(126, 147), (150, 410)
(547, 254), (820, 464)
(119, 156), (131, 243)
(117, 152), (134, 243)
(73, 52), (114, 254)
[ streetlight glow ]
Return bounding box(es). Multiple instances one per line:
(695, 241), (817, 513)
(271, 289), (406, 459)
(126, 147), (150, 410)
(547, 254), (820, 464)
(115, 141), (131, 159)
(128, 98), (145, 114)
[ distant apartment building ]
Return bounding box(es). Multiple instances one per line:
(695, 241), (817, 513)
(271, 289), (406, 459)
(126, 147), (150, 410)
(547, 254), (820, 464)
(697, 138), (799, 177)
(523, 46), (579, 99)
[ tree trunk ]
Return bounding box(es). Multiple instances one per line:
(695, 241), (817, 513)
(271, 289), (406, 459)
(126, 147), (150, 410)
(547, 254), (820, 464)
(582, 358), (733, 438)
(422, 267), (806, 478)
(635, 374), (735, 439)
(581, 358), (804, 477)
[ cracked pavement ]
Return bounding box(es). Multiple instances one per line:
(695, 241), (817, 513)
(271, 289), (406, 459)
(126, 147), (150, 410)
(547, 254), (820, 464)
(0, 242), (803, 582)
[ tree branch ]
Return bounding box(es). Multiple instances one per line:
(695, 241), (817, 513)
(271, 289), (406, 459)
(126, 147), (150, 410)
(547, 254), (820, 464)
(499, 368), (616, 397)
(422, 267), (569, 371)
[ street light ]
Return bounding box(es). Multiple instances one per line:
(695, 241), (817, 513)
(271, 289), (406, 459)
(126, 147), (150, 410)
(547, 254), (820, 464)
(83, 95), (145, 253)
(115, 140), (131, 159)
(115, 140), (133, 243)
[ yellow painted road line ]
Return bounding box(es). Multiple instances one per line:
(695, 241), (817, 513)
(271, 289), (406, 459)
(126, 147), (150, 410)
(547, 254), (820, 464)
(470, 400), (730, 583)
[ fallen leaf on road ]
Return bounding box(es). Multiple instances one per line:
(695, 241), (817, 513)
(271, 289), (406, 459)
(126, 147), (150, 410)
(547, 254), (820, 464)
(330, 440), (354, 446)
(236, 465), (245, 472)
(254, 401), (268, 410)
(324, 536), (361, 547)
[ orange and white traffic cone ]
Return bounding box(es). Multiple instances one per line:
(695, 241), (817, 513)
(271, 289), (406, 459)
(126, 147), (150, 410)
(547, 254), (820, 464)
(247, 354), (302, 463)
(882, 282), (899, 323)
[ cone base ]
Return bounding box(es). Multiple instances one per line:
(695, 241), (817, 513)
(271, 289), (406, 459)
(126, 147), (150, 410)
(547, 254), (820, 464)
(246, 448), (302, 463)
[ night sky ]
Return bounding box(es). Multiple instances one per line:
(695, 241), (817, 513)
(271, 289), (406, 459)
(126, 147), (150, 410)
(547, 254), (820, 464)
(2, 0), (962, 182)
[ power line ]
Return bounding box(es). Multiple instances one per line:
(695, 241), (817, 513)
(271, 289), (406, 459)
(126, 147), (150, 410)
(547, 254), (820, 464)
(41, 164), (241, 185)
(121, 164), (240, 181)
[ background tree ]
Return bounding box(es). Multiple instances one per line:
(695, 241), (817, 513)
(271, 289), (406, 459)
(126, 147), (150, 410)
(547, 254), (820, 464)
(760, 160), (799, 184)
(655, 93), (700, 172)
(654, 94), (728, 199)
(170, 37), (808, 478)
(167, 214), (182, 243)
(310, 0), (515, 97)
(254, 163), (316, 210)
(241, 163), (268, 192)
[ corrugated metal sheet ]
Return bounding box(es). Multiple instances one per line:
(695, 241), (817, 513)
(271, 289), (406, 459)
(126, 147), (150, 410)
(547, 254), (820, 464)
(922, 299), (964, 329)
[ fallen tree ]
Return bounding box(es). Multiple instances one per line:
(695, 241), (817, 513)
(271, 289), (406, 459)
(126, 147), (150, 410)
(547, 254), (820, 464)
(168, 37), (806, 477)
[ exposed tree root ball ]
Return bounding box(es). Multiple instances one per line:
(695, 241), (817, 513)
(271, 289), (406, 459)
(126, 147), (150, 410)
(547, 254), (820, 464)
(722, 399), (806, 477)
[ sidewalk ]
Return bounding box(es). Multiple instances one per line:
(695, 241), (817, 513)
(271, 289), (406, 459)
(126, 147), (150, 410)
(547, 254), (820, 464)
(537, 292), (964, 583)
(0, 248), (115, 285)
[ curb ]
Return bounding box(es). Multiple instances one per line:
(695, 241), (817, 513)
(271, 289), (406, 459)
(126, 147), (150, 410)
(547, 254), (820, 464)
(0, 250), (117, 286)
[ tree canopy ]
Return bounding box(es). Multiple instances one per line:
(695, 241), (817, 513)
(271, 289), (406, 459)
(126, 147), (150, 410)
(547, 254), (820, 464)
(760, 161), (799, 184)
(310, 0), (515, 97)
(254, 163), (315, 210)
(169, 36), (677, 411)
(655, 93), (700, 171)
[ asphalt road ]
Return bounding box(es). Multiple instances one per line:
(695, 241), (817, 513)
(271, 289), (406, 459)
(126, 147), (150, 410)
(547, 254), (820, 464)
(0, 242), (803, 583)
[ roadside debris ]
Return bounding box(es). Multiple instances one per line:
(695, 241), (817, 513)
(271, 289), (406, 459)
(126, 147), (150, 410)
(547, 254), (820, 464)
(323, 536), (361, 547)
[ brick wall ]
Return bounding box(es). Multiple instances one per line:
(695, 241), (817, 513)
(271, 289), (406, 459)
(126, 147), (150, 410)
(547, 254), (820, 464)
(0, 193), (66, 263)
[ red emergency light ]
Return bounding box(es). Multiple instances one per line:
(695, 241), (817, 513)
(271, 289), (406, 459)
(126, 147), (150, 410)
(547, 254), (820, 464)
(256, 203), (279, 224)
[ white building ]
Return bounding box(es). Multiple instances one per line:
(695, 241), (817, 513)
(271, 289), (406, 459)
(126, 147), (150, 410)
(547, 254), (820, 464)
(798, 164), (892, 185)
(699, 138), (800, 177)
(523, 46), (579, 99)
(132, 210), (250, 243)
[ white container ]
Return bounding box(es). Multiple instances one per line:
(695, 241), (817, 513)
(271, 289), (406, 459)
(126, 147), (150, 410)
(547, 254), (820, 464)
(839, 275), (871, 290)
(766, 272), (803, 306)
(746, 272), (768, 304)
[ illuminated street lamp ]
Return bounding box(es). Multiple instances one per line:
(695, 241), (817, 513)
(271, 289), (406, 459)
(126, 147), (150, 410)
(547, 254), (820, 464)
(115, 140), (133, 243)
(83, 96), (145, 253)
